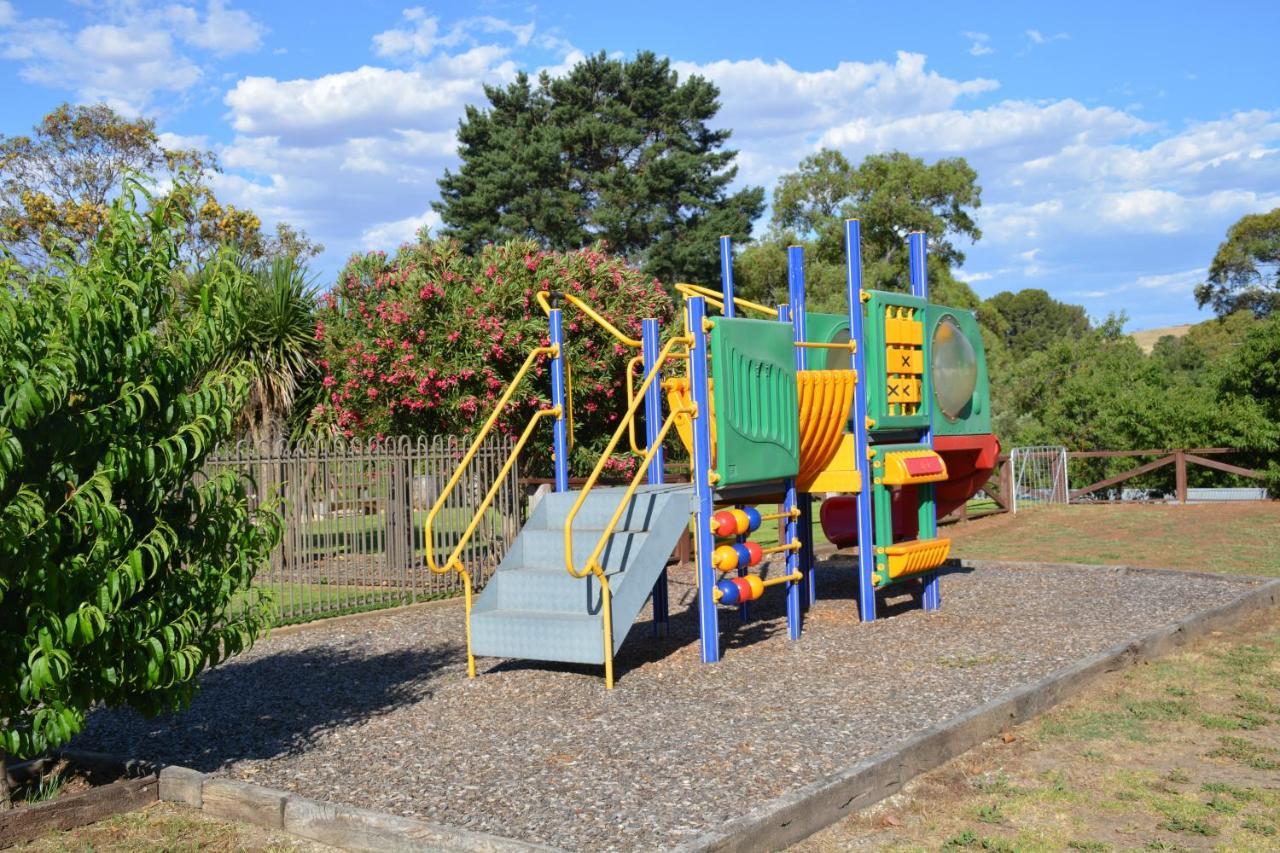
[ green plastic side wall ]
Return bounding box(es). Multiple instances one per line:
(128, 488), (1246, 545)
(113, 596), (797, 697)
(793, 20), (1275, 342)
(927, 306), (992, 436)
(865, 290), (931, 432)
(803, 312), (851, 370)
(709, 317), (799, 487)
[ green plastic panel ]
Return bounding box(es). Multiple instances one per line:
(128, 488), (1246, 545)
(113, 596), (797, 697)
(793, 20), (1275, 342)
(709, 317), (800, 487)
(928, 305), (992, 436)
(864, 290), (931, 432)
(803, 312), (853, 371)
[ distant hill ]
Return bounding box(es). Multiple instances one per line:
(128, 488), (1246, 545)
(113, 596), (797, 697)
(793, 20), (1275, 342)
(1131, 323), (1193, 353)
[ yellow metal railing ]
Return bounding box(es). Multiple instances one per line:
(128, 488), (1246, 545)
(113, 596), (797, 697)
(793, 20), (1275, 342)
(421, 344), (557, 677)
(535, 290), (642, 349)
(675, 282), (779, 318)
(561, 334), (692, 688)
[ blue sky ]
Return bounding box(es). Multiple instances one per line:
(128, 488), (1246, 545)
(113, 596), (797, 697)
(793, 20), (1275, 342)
(2, 1), (1278, 330)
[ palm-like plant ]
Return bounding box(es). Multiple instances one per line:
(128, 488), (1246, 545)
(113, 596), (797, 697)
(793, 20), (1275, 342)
(235, 255), (320, 446)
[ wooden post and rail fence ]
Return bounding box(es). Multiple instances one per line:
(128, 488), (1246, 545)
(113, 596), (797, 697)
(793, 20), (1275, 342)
(945, 447), (1267, 525)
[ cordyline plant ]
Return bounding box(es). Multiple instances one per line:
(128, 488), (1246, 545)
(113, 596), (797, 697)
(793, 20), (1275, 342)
(311, 237), (675, 476)
(0, 179), (281, 805)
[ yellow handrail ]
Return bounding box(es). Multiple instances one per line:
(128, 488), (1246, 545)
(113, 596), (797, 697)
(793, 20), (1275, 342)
(674, 282), (779, 318)
(535, 290), (642, 348)
(563, 335), (689, 581)
(624, 354), (645, 454)
(423, 406), (559, 677)
(422, 344), (556, 576)
(578, 402), (691, 689)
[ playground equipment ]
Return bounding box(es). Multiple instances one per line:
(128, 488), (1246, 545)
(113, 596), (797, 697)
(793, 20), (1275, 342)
(424, 223), (998, 687)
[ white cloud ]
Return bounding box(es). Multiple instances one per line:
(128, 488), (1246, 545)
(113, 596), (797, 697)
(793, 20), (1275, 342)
(372, 10), (533, 60)
(361, 209), (441, 249)
(225, 66), (502, 146)
(963, 31), (993, 56)
(1025, 29), (1069, 45)
(0, 0), (265, 112)
(166, 0), (266, 57)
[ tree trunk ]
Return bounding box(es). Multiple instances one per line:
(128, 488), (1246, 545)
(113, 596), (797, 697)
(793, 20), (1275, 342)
(1, 749), (12, 811)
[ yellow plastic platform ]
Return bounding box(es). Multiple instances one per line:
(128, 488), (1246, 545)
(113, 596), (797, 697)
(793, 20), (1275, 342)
(802, 432), (862, 493)
(883, 537), (952, 579)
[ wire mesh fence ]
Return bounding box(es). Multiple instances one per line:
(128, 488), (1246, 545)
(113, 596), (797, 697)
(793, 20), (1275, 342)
(1009, 445), (1070, 513)
(205, 435), (521, 624)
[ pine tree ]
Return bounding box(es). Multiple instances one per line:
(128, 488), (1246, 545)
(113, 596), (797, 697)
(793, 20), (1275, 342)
(435, 51), (764, 285)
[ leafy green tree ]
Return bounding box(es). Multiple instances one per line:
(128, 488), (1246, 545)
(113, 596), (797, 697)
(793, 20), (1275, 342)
(435, 51), (764, 285)
(1195, 208), (1280, 317)
(0, 103), (321, 269)
(983, 288), (1091, 358)
(735, 150), (982, 311)
(1213, 314), (1280, 489)
(0, 180), (281, 804)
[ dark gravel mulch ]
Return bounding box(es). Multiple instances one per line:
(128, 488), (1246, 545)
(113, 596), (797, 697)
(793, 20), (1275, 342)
(77, 560), (1261, 851)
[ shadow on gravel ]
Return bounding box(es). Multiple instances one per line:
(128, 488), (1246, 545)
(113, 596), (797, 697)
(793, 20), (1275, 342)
(75, 641), (460, 772)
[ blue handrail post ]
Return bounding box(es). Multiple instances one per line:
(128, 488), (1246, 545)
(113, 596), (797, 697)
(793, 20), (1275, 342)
(846, 221), (877, 622)
(688, 297), (720, 663)
(719, 235), (737, 318)
(549, 307), (569, 493)
(776, 301), (802, 641)
(642, 317), (669, 637)
(908, 231), (942, 613)
(788, 246), (816, 610)
(720, 237), (751, 620)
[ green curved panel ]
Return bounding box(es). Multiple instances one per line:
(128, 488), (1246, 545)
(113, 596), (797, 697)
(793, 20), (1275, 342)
(709, 317), (799, 486)
(927, 305), (991, 435)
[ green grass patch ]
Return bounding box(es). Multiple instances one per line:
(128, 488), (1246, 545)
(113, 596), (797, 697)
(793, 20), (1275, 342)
(1207, 736), (1280, 770)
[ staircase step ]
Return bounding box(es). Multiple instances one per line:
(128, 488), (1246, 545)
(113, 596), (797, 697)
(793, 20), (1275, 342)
(470, 609), (606, 665)
(515, 529), (648, 573)
(535, 485), (695, 529)
(486, 567), (603, 613)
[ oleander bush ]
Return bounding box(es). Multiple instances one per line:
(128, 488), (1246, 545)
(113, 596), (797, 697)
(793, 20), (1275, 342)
(311, 237), (674, 476)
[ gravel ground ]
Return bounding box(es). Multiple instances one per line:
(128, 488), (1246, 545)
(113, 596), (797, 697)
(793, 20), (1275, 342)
(76, 560), (1260, 851)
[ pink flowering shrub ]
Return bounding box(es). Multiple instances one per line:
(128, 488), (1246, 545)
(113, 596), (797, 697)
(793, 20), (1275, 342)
(311, 238), (673, 475)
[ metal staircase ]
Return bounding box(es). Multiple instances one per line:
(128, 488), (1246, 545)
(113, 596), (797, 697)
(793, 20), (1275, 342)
(470, 484), (695, 665)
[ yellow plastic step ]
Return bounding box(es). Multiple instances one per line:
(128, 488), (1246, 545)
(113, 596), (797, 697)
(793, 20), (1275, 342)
(883, 537), (951, 579)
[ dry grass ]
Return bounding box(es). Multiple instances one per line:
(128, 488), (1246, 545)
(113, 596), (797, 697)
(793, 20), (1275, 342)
(12, 801), (331, 852)
(947, 502), (1280, 577)
(798, 501), (1280, 851)
(796, 610), (1280, 852)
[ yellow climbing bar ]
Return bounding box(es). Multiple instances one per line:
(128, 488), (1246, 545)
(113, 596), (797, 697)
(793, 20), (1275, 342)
(674, 282), (779, 318)
(535, 290), (642, 348)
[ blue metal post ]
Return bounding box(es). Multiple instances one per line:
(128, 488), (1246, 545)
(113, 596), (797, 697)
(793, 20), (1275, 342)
(720, 236), (750, 620)
(787, 246), (817, 609)
(846, 221), (877, 622)
(642, 318), (669, 636)
(688, 297), (720, 663)
(908, 232), (942, 613)
(549, 307), (569, 493)
(719, 235), (737, 318)
(775, 301), (802, 640)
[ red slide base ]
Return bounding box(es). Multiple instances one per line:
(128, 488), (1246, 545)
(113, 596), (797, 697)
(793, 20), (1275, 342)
(819, 433), (1000, 548)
